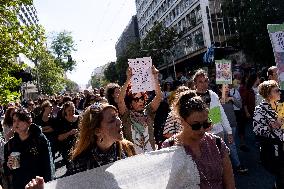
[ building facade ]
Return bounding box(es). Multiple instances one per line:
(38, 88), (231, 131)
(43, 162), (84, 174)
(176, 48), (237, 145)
(18, 4), (39, 26)
(135, 0), (237, 71)
(115, 16), (140, 58)
(18, 4), (40, 98)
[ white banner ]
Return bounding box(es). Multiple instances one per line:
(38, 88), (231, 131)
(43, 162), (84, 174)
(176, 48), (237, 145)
(46, 147), (200, 189)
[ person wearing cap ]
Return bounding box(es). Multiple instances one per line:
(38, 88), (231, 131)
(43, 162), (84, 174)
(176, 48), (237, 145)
(3, 108), (54, 189)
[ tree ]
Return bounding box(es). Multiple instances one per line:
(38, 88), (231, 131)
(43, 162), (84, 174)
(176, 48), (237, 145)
(104, 62), (118, 83)
(0, 0), (46, 104)
(141, 22), (179, 67)
(50, 31), (77, 72)
(104, 42), (143, 85)
(222, 0), (284, 66)
(65, 79), (79, 93)
(103, 23), (179, 84)
(34, 51), (66, 95)
(90, 75), (108, 89)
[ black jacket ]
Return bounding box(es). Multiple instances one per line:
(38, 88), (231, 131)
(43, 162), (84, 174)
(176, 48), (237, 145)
(4, 124), (55, 189)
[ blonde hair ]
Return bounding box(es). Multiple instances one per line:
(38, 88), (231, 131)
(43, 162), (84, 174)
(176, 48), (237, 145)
(258, 80), (279, 99)
(71, 103), (117, 160)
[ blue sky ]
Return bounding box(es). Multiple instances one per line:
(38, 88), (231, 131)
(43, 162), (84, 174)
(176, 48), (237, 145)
(34, 0), (136, 87)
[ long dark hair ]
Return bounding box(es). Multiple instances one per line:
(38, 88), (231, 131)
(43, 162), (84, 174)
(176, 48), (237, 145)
(3, 107), (16, 127)
(105, 83), (120, 108)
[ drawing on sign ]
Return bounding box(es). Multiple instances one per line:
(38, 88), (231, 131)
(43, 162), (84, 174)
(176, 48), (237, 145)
(128, 57), (155, 93)
(271, 32), (284, 52)
(215, 60), (232, 84)
(276, 32), (284, 50)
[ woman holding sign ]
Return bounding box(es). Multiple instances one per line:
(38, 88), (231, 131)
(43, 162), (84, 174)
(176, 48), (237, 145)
(253, 80), (284, 188)
(118, 65), (162, 154)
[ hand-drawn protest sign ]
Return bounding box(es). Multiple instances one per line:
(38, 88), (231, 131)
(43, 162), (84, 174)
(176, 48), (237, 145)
(215, 59), (232, 85)
(45, 147), (200, 189)
(128, 57), (155, 93)
(268, 24), (284, 89)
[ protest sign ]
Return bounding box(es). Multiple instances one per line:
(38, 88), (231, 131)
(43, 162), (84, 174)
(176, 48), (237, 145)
(267, 24), (284, 90)
(215, 60), (232, 85)
(128, 57), (155, 93)
(45, 147), (200, 189)
(208, 106), (221, 125)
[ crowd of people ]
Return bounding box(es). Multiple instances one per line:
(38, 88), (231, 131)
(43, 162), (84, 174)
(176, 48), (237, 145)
(0, 65), (283, 189)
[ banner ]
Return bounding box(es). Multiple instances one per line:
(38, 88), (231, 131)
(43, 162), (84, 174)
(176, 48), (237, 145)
(215, 59), (232, 85)
(45, 147), (200, 189)
(128, 57), (155, 93)
(267, 24), (284, 90)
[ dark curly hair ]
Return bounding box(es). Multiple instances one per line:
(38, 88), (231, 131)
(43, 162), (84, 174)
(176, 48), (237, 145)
(175, 90), (208, 119)
(12, 108), (32, 123)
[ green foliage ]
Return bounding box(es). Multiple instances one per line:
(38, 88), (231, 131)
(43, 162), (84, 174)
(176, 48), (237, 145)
(0, 0), (45, 104)
(222, 0), (284, 66)
(50, 31), (77, 72)
(141, 22), (179, 67)
(104, 42), (143, 85)
(90, 75), (108, 89)
(104, 62), (118, 83)
(103, 23), (178, 84)
(34, 51), (65, 95)
(65, 79), (79, 93)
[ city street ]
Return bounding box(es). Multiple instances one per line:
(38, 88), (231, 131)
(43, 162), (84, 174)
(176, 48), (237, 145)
(234, 125), (275, 189)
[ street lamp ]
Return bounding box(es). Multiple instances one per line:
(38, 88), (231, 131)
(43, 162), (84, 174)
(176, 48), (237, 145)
(140, 48), (177, 80)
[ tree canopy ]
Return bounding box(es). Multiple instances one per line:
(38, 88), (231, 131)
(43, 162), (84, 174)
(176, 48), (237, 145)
(50, 31), (77, 72)
(103, 22), (179, 84)
(223, 0), (284, 66)
(0, 0), (45, 104)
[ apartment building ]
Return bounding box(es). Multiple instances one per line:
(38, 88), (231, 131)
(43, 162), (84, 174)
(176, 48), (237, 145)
(18, 4), (39, 26)
(135, 0), (237, 71)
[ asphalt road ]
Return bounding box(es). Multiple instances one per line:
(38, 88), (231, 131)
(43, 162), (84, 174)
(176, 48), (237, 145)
(234, 125), (275, 189)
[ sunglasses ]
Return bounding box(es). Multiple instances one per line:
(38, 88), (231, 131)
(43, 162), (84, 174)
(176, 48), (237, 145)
(132, 96), (145, 103)
(187, 120), (212, 131)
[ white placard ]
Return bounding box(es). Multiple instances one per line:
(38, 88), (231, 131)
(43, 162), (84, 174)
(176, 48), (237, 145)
(45, 147), (200, 189)
(128, 57), (155, 93)
(270, 31), (284, 52)
(268, 24), (284, 90)
(215, 59), (232, 85)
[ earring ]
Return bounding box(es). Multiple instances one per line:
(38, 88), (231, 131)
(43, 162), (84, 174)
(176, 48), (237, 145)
(100, 138), (103, 143)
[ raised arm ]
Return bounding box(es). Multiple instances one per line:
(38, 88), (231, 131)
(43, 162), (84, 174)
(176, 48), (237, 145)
(150, 66), (162, 112)
(118, 68), (132, 115)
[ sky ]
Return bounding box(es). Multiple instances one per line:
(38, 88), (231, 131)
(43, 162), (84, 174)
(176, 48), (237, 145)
(34, 0), (136, 87)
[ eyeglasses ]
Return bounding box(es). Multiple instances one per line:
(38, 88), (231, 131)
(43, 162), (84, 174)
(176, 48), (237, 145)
(132, 96), (145, 103)
(186, 120), (212, 131)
